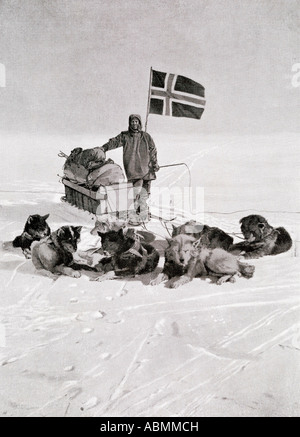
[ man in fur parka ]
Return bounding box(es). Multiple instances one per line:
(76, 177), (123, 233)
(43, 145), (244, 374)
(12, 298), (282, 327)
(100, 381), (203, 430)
(101, 114), (159, 224)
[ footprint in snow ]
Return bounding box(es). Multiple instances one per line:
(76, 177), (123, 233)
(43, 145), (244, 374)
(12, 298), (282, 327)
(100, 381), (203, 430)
(75, 311), (106, 322)
(70, 298), (78, 303)
(1, 356), (19, 366)
(100, 352), (111, 360)
(64, 365), (75, 372)
(80, 396), (98, 411)
(81, 327), (94, 334)
(92, 311), (106, 319)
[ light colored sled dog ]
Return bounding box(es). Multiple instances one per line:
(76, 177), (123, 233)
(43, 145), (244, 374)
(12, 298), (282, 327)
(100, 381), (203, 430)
(151, 234), (255, 288)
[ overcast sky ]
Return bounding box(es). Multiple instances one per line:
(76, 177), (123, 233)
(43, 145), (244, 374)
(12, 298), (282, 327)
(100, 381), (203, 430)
(0, 0), (299, 137)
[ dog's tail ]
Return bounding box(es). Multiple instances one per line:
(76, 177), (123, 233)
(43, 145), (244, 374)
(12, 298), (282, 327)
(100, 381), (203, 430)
(238, 261), (255, 279)
(12, 235), (22, 248)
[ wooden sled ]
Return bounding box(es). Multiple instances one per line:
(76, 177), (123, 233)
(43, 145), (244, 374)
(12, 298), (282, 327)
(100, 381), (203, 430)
(62, 178), (135, 219)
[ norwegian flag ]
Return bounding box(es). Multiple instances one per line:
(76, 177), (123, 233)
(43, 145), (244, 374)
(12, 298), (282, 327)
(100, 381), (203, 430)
(149, 70), (206, 120)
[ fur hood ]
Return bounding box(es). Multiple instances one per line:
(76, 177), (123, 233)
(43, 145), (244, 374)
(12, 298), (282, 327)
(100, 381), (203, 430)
(128, 114), (142, 132)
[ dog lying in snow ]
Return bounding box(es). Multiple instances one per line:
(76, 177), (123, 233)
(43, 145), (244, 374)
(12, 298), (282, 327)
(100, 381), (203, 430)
(31, 225), (96, 279)
(91, 228), (159, 282)
(150, 234), (255, 288)
(2, 214), (51, 258)
(229, 214), (293, 258)
(172, 220), (233, 251)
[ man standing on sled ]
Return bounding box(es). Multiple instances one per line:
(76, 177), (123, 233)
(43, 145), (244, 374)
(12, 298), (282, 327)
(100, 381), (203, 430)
(100, 114), (159, 225)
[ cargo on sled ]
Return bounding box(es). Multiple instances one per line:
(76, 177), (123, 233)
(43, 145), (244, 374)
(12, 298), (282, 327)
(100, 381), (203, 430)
(59, 147), (135, 219)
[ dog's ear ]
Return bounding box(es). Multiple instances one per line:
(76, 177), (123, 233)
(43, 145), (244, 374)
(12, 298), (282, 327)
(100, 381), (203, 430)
(57, 227), (66, 239)
(172, 224), (177, 231)
(97, 232), (106, 238)
(27, 215), (33, 224)
(74, 226), (82, 234)
(42, 214), (50, 221)
(118, 228), (124, 237)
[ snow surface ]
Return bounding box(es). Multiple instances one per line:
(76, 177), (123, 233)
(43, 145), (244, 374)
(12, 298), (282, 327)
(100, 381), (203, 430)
(0, 133), (299, 417)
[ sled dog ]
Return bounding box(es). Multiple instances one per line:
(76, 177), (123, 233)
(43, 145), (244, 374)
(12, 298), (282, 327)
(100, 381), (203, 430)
(5, 214), (51, 258)
(229, 214), (293, 258)
(172, 220), (233, 251)
(151, 234), (255, 288)
(31, 225), (95, 278)
(92, 228), (159, 282)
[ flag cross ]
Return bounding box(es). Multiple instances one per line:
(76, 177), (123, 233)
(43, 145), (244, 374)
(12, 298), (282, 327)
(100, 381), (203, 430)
(150, 73), (205, 116)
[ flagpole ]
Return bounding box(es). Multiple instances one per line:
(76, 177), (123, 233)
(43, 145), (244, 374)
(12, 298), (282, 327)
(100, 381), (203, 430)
(144, 66), (152, 133)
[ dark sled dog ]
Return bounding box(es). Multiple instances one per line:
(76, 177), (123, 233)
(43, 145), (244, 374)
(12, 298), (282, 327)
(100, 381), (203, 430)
(6, 214), (51, 258)
(31, 225), (96, 279)
(172, 220), (233, 251)
(229, 214), (293, 258)
(92, 228), (159, 282)
(151, 234), (255, 288)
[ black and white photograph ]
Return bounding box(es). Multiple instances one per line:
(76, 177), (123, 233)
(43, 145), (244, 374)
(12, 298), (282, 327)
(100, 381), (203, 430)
(0, 0), (299, 418)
